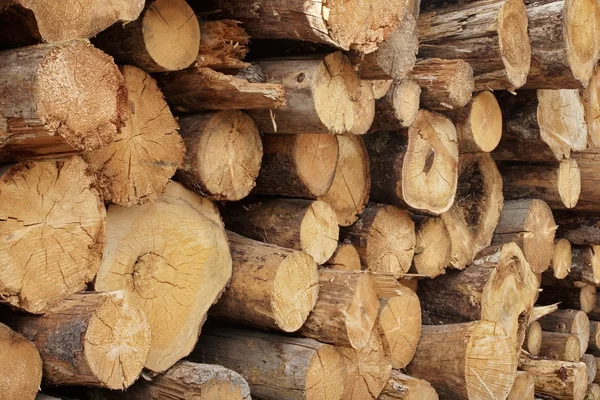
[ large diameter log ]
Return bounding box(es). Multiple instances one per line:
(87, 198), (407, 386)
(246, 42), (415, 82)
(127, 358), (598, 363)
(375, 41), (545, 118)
(11, 291), (150, 389)
(93, 0), (200, 72)
(555, 212), (600, 245)
(492, 199), (557, 273)
(538, 309), (590, 358)
(0, 157), (105, 313)
(0, 41), (127, 160)
(419, 243), (539, 350)
(368, 79), (421, 133)
(0, 323), (42, 400)
(197, 20), (250, 70)
(324, 243), (362, 271)
(341, 203), (416, 277)
(191, 326), (348, 400)
(254, 134), (338, 199)
(520, 358), (588, 400)
(364, 110), (459, 214)
(551, 238), (573, 279)
(524, 0), (600, 88)
(94, 182), (232, 373)
(412, 216), (451, 278)
(378, 371), (438, 400)
(210, 232), (319, 333)
(539, 331), (581, 361)
(83, 66), (184, 207)
(406, 321), (517, 399)
(418, 0), (531, 90)
(222, 198), (339, 264)
(441, 153), (504, 269)
(248, 52), (375, 135)
(175, 111), (262, 201)
(524, 321), (543, 356)
(582, 354), (597, 384)
(319, 135), (370, 226)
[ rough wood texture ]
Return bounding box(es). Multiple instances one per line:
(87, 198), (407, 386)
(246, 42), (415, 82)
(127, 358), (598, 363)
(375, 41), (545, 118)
(555, 212), (600, 245)
(406, 321), (517, 400)
(583, 65), (600, 146)
(581, 354), (597, 384)
(94, 182), (232, 373)
(418, 0), (531, 90)
(0, 41), (128, 160)
(93, 0), (200, 72)
(191, 326), (348, 400)
(175, 111), (262, 201)
(364, 111), (459, 214)
(538, 331), (581, 361)
(412, 216), (451, 278)
(538, 277), (596, 313)
(197, 20), (250, 70)
(507, 371), (535, 400)
(568, 151), (600, 212)
(222, 198), (339, 265)
(551, 238), (572, 279)
(588, 383), (600, 398)
(378, 371), (438, 400)
(570, 245), (600, 285)
(524, 320), (542, 356)
(341, 203), (415, 277)
(0, 157), (105, 314)
(10, 291), (150, 389)
(520, 357), (588, 400)
(210, 232), (319, 333)
(0, 323), (42, 400)
(84, 66), (184, 207)
(538, 309), (590, 358)
(324, 243), (362, 271)
(368, 79), (421, 133)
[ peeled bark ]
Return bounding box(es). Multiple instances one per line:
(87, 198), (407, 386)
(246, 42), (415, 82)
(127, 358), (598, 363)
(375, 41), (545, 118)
(378, 371), (438, 400)
(368, 79), (421, 133)
(538, 331), (581, 361)
(197, 20), (250, 70)
(412, 216), (451, 278)
(538, 309), (590, 358)
(520, 357), (588, 400)
(507, 371), (535, 400)
(0, 323), (42, 400)
(324, 243), (362, 271)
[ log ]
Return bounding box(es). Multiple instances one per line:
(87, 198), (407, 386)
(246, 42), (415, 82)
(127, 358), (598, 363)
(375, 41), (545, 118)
(191, 325), (348, 400)
(409, 58), (474, 110)
(412, 216), (451, 278)
(319, 135), (371, 226)
(493, 90), (588, 162)
(520, 358), (588, 400)
(0, 0), (144, 48)
(210, 232), (319, 332)
(582, 354), (597, 384)
(538, 309), (590, 358)
(370, 80), (394, 99)
(441, 153), (504, 269)
(254, 134), (338, 199)
(418, 0), (531, 90)
(368, 79), (421, 133)
(0, 157), (105, 313)
(364, 110), (459, 214)
(175, 111), (262, 201)
(419, 243), (539, 350)
(298, 269), (378, 349)
(248, 52), (375, 135)
(0, 41), (128, 160)
(583, 65), (600, 146)
(0, 323), (42, 400)
(570, 246), (600, 285)
(524, 0), (600, 88)
(498, 159), (582, 209)
(155, 66), (286, 113)
(588, 383), (600, 399)
(94, 182), (232, 373)
(572, 151), (600, 212)
(324, 243), (362, 271)
(590, 321), (600, 355)
(10, 291), (150, 389)
(524, 321), (543, 356)
(83, 65), (184, 207)
(222, 198), (339, 264)
(93, 0), (200, 72)
(406, 321), (517, 399)
(538, 331), (581, 361)
(508, 371), (535, 400)
(555, 212), (600, 245)
(341, 203), (416, 277)
(197, 20), (250, 70)
(537, 278), (596, 313)
(551, 239), (573, 279)
(492, 199), (557, 273)
(378, 371), (438, 400)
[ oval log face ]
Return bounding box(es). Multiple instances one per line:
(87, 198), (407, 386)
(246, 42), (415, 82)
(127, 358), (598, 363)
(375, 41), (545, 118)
(497, 0), (531, 88)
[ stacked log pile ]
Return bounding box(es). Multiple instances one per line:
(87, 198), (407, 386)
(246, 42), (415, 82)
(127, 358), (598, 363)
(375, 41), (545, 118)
(2, 0), (600, 399)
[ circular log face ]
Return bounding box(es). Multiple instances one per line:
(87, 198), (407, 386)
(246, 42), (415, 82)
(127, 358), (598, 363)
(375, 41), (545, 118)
(414, 217), (451, 278)
(470, 91), (502, 152)
(522, 200), (557, 272)
(497, 0), (531, 88)
(565, 0), (600, 85)
(299, 201), (339, 264)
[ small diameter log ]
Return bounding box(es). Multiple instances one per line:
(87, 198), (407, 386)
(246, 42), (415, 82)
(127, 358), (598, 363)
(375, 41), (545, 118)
(538, 309), (590, 358)
(197, 20), (250, 70)
(368, 79), (421, 133)
(582, 354), (597, 384)
(254, 134), (338, 199)
(155, 67), (286, 113)
(191, 326), (348, 400)
(584, 65), (600, 146)
(493, 90), (588, 161)
(248, 52), (375, 135)
(210, 232), (319, 333)
(555, 212), (600, 245)
(94, 182), (232, 373)
(492, 199), (557, 273)
(175, 111), (262, 201)
(445, 91), (503, 153)
(324, 243), (362, 271)
(549, 238), (572, 279)
(222, 199), (339, 264)
(84, 65), (184, 207)
(520, 358), (588, 400)
(319, 135), (371, 226)
(377, 289), (422, 368)
(412, 216), (451, 278)
(364, 110), (459, 214)
(0, 157), (105, 313)
(524, 0), (600, 88)
(371, 80), (394, 99)
(409, 58), (474, 110)
(0, 323), (42, 400)
(507, 371), (535, 400)
(93, 0), (200, 72)
(538, 331), (581, 361)
(441, 153), (504, 269)
(406, 321), (517, 399)
(378, 371), (439, 400)
(590, 321), (600, 355)
(0, 41), (127, 160)
(525, 321), (543, 356)
(418, 0), (531, 90)
(11, 291), (150, 389)
(341, 203), (416, 277)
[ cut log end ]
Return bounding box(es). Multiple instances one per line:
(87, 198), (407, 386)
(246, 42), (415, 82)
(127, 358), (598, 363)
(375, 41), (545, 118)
(497, 0), (532, 89)
(305, 344), (347, 400)
(295, 134), (339, 197)
(507, 371), (535, 400)
(413, 217), (451, 278)
(565, 0), (600, 85)
(525, 320), (542, 356)
(0, 323), (42, 400)
(411, 58), (474, 110)
(443, 60), (473, 109)
(580, 284), (597, 313)
(468, 91), (503, 152)
(525, 200), (557, 273)
(552, 238), (572, 279)
(324, 243), (362, 271)
(394, 80), (422, 128)
(558, 158), (582, 209)
(300, 201), (340, 265)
